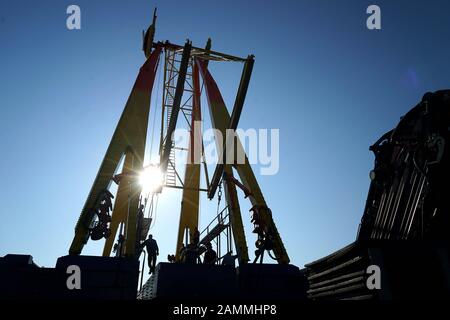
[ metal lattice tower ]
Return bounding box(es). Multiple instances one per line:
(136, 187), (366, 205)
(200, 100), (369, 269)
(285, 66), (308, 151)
(160, 48), (195, 188)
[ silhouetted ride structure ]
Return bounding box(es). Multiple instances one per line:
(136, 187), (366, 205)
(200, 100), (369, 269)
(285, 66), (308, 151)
(1, 10), (449, 300)
(306, 90), (450, 300)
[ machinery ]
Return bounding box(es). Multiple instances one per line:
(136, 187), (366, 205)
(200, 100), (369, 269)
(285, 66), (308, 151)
(0, 9), (304, 301)
(305, 90), (450, 300)
(357, 90), (450, 243)
(1, 8), (449, 301)
(68, 8), (289, 270)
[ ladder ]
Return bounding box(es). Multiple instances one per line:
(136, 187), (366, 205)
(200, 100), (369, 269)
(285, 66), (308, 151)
(161, 49), (195, 187)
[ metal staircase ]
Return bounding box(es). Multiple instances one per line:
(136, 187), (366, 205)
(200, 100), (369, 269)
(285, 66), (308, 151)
(137, 272), (157, 300)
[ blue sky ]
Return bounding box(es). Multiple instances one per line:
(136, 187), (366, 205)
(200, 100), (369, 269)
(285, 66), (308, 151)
(1, 0), (450, 281)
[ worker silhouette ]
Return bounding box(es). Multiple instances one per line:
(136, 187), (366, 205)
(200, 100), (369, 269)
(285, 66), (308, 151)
(143, 234), (159, 274)
(203, 242), (217, 265)
(184, 243), (200, 264)
(221, 252), (238, 267)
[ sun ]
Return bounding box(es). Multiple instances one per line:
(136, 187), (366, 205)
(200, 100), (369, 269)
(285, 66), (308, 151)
(139, 165), (164, 194)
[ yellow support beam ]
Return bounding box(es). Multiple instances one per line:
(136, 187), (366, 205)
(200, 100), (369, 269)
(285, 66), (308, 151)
(175, 61), (202, 259)
(195, 58), (250, 264)
(196, 58), (290, 264)
(102, 149), (137, 257)
(123, 150), (142, 257)
(222, 165), (250, 264)
(175, 156), (201, 258)
(69, 45), (162, 255)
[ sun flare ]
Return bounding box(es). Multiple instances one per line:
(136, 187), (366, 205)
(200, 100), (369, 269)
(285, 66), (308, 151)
(139, 165), (164, 194)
